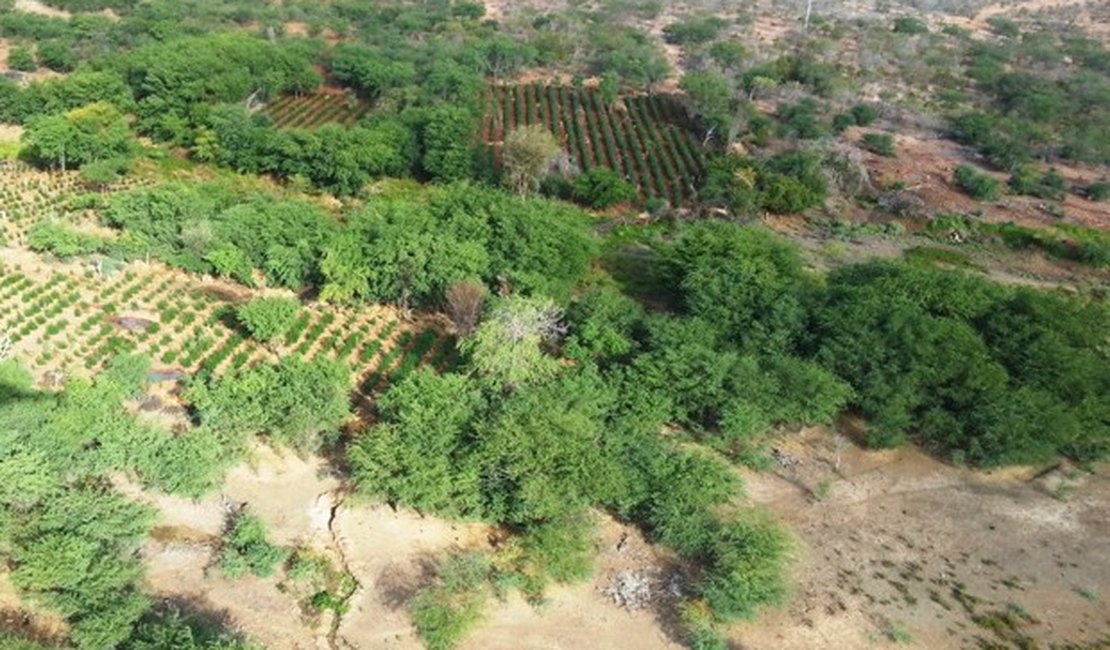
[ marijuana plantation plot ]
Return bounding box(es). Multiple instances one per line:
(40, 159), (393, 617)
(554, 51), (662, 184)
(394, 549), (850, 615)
(0, 261), (456, 399)
(263, 90), (370, 129)
(483, 84), (707, 205)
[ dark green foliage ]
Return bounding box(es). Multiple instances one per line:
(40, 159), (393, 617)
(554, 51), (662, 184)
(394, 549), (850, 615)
(121, 608), (257, 650)
(185, 356), (350, 450)
(410, 553), (492, 650)
(893, 16), (928, 35)
(702, 150), (827, 215)
(564, 281), (645, 365)
(512, 512), (596, 586)
(1008, 165), (1067, 200)
(8, 44), (37, 72)
(22, 102), (136, 171)
(237, 297), (300, 343)
(348, 369), (487, 516)
(113, 33), (320, 141)
(850, 104), (880, 126)
(36, 39), (76, 73)
(196, 106), (419, 195)
(572, 167), (636, 208)
(776, 99), (824, 140)
(861, 132), (895, 157)
(217, 513), (289, 579)
(954, 164), (1000, 200)
(697, 514), (790, 619)
(668, 222), (807, 351)
(1083, 181), (1109, 201)
(421, 107), (477, 182)
(662, 17), (727, 45)
(0, 355), (259, 648)
(323, 184), (595, 306)
(813, 261), (1108, 465)
(102, 181), (335, 287)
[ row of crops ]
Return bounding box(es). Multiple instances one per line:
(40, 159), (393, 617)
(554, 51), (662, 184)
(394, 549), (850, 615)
(0, 262), (456, 398)
(263, 91), (369, 129)
(0, 161), (146, 242)
(482, 84), (707, 205)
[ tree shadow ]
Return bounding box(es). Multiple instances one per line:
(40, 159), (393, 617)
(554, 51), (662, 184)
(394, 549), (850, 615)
(375, 554), (440, 611)
(0, 607), (64, 647)
(135, 596), (250, 644)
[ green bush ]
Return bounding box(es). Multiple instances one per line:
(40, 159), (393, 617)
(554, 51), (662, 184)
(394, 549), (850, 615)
(8, 44), (37, 72)
(1008, 165), (1067, 200)
(954, 164), (1000, 200)
(850, 104), (880, 126)
(217, 513), (289, 579)
(861, 132), (895, 157)
(410, 553), (492, 650)
(893, 16), (928, 35)
(236, 296), (300, 343)
(1083, 181), (1109, 201)
(572, 167), (636, 209)
(662, 16), (727, 45)
(186, 356), (350, 450)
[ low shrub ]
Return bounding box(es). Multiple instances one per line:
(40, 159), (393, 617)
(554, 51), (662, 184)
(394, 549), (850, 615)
(954, 164), (1000, 200)
(217, 513), (289, 579)
(861, 133), (895, 157)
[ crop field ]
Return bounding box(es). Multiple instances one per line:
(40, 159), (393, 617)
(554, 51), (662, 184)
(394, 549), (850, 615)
(0, 258), (457, 399)
(263, 91), (369, 129)
(0, 161), (147, 243)
(482, 84), (707, 205)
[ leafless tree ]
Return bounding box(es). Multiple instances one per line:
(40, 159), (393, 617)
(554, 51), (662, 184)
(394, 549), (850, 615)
(445, 280), (487, 337)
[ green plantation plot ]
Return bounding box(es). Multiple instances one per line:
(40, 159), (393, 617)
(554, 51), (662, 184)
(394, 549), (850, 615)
(0, 161), (151, 244)
(263, 91), (370, 129)
(483, 84), (707, 205)
(0, 261), (456, 398)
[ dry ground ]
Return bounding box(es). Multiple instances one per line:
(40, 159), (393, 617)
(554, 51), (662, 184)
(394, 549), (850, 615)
(111, 431), (1109, 650)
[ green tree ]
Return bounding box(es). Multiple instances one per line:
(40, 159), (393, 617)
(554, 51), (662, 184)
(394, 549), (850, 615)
(236, 296), (300, 343)
(462, 295), (563, 389)
(502, 125), (561, 195)
(8, 44), (36, 72)
(22, 102), (135, 171)
(348, 369), (487, 516)
(422, 107), (476, 182)
(217, 513), (289, 579)
(572, 167), (636, 208)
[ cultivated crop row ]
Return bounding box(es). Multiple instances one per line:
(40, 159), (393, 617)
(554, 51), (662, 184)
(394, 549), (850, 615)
(264, 92), (369, 129)
(483, 84), (706, 205)
(0, 260), (452, 399)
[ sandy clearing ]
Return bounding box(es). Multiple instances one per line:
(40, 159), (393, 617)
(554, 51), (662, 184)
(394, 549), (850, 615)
(13, 0), (70, 19)
(730, 428), (1110, 649)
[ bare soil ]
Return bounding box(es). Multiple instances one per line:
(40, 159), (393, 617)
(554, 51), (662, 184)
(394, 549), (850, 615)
(856, 130), (1110, 232)
(730, 427), (1110, 650)
(122, 431), (1110, 650)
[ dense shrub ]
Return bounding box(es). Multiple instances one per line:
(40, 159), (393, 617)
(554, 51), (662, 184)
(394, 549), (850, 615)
(185, 356), (350, 450)
(893, 16), (928, 34)
(572, 167), (637, 208)
(701, 150), (827, 215)
(217, 513), (289, 579)
(954, 164), (1000, 200)
(662, 17), (727, 45)
(237, 297), (300, 343)
(813, 261), (1108, 465)
(861, 132), (895, 157)
(1008, 165), (1067, 200)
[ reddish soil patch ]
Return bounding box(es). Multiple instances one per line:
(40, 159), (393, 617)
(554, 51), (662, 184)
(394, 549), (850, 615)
(857, 131), (1110, 232)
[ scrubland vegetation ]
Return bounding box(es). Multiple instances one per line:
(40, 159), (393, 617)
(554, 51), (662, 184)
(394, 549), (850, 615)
(0, 0), (1107, 648)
